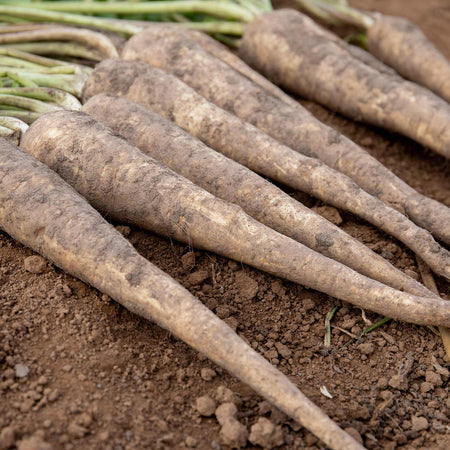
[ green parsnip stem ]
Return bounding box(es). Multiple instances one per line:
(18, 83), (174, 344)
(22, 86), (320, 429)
(120, 26), (450, 246)
(0, 137), (362, 450)
(0, 69), (87, 96)
(0, 109), (40, 123)
(0, 87), (81, 110)
(4, 1), (255, 23)
(82, 93), (433, 298)
(0, 48), (92, 76)
(0, 27), (118, 59)
(0, 41), (106, 62)
(0, 93), (61, 113)
(90, 59), (450, 281)
(21, 110), (450, 328)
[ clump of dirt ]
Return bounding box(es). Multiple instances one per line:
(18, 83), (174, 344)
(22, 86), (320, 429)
(1, 1), (450, 449)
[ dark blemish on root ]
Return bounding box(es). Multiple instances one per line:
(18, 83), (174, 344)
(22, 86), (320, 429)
(328, 129), (341, 145)
(315, 232), (334, 249)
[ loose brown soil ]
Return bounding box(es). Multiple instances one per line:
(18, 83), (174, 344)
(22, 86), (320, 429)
(1, 1), (449, 449)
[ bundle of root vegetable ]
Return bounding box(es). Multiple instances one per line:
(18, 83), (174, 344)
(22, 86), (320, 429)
(0, 2), (449, 449)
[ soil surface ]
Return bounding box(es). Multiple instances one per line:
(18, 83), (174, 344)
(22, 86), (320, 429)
(1, 1), (450, 449)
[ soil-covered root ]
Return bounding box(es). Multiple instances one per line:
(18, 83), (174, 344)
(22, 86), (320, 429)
(368, 14), (450, 103)
(20, 110), (450, 327)
(82, 60), (450, 281)
(179, 28), (300, 109)
(238, 9), (450, 160)
(82, 93), (433, 298)
(0, 137), (362, 450)
(120, 26), (450, 246)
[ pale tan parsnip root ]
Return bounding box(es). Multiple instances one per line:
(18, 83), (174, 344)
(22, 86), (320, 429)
(368, 15), (450, 103)
(120, 26), (450, 246)
(82, 93), (433, 298)
(83, 59), (450, 281)
(0, 138), (362, 450)
(21, 111), (450, 327)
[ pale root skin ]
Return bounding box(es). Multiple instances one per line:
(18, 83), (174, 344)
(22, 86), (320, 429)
(82, 93), (433, 298)
(20, 111), (450, 327)
(120, 27), (450, 246)
(368, 15), (450, 104)
(0, 138), (362, 450)
(82, 60), (450, 281)
(238, 9), (450, 161)
(180, 28), (302, 109)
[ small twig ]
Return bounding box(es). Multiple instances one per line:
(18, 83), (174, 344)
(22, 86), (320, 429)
(360, 308), (372, 326)
(332, 325), (357, 339)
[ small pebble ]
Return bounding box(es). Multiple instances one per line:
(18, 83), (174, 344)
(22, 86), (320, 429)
(15, 364), (30, 379)
(195, 395), (216, 417)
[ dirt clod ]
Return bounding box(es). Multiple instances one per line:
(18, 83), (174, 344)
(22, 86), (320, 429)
(200, 368), (217, 382)
(215, 386), (237, 405)
(195, 395), (216, 417)
(388, 374), (409, 390)
(188, 270), (210, 286)
(234, 271), (259, 299)
(425, 370), (442, 386)
(215, 402), (238, 426)
(248, 417), (284, 449)
(411, 416), (429, 432)
(23, 256), (47, 274)
(16, 436), (53, 450)
(0, 426), (16, 450)
(181, 251), (196, 271)
(344, 427), (363, 445)
(219, 418), (248, 449)
(357, 342), (375, 355)
(311, 205), (343, 226)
